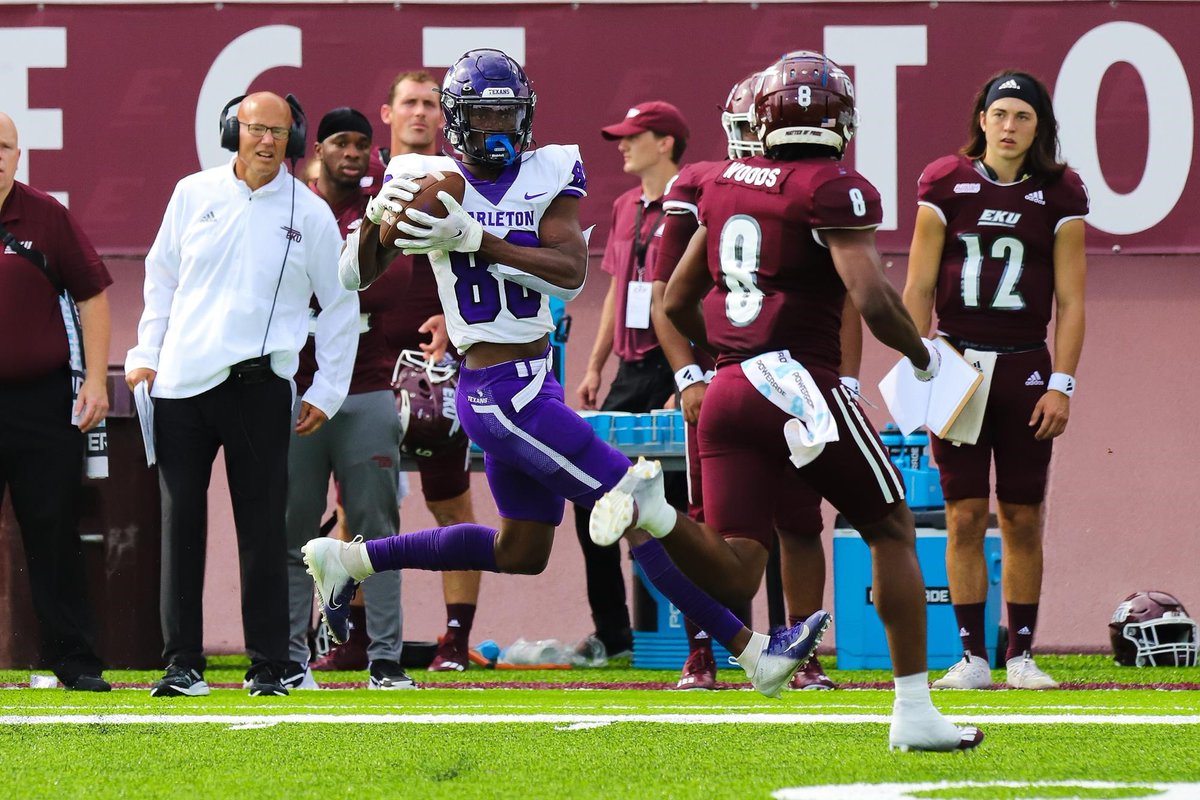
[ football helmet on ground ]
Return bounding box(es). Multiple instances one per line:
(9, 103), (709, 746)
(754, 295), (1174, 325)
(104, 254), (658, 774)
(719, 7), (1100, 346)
(751, 50), (858, 157)
(391, 350), (466, 458)
(441, 49), (536, 166)
(722, 72), (763, 159)
(1109, 590), (1198, 667)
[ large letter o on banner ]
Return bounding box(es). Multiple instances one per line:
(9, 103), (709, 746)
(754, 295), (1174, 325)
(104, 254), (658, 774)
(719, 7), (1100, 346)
(1055, 22), (1193, 236)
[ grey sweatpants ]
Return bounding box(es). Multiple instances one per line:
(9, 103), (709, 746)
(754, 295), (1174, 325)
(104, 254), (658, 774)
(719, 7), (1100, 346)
(286, 390), (403, 663)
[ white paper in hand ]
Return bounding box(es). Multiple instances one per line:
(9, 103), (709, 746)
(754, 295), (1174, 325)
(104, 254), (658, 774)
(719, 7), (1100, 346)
(133, 381), (156, 466)
(878, 337), (983, 437)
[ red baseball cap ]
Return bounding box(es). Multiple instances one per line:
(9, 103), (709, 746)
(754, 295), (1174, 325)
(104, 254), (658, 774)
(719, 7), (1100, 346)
(601, 101), (690, 142)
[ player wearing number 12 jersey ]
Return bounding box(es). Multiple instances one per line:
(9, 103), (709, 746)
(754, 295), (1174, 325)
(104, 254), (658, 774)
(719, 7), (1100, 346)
(904, 70), (1088, 691)
(305, 48), (829, 699)
(646, 50), (982, 752)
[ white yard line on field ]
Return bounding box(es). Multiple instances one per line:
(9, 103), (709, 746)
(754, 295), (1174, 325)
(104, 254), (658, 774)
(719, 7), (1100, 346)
(1, 712), (1199, 726)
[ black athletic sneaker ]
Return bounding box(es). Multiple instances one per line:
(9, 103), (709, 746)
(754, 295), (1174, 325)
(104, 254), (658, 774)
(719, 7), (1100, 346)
(244, 663), (289, 697)
(63, 673), (112, 692)
(150, 665), (209, 697)
(368, 659), (417, 690)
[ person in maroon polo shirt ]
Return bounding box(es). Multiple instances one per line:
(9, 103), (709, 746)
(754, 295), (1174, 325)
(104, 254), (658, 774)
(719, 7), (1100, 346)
(283, 107), (416, 690)
(570, 101), (693, 663)
(0, 111), (112, 691)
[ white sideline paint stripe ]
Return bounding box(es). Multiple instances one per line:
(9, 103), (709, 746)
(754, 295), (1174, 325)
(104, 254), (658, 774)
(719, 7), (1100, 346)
(1, 713), (1199, 726)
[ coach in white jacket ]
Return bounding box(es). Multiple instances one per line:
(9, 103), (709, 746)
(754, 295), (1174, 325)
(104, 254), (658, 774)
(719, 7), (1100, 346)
(126, 92), (357, 697)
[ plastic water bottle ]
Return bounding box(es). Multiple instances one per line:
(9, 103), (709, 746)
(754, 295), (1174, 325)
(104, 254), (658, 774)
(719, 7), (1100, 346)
(500, 638), (572, 665)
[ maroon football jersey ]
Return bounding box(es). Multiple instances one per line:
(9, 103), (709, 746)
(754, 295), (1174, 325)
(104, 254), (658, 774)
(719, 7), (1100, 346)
(295, 179), (403, 395)
(918, 155), (1089, 346)
(696, 155), (882, 374)
(651, 160), (726, 285)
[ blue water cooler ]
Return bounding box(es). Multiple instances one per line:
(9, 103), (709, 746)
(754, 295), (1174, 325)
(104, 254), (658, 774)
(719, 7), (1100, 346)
(833, 511), (1002, 670)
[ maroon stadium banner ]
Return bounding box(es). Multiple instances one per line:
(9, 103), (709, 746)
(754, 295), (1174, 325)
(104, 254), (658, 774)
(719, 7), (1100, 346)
(0, 3), (1196, 253)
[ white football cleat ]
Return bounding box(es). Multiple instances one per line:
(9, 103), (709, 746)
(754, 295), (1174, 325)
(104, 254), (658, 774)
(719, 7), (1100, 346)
(1005, 652), (1059, 689)
(589, 457), (674, 546)
(740, 611), (831, 699)
(932, 653), (992, 689)
(301, 537), (363, 645)
(889, 706), (985, 752)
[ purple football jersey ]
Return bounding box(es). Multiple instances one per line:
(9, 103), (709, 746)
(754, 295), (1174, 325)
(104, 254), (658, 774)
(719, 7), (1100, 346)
(917, 155), (1089, 346)
(696, 155), (882, 374)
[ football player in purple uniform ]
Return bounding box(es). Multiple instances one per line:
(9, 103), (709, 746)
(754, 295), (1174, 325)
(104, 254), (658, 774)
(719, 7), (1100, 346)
(598, 51), (983, 752)
(372, 70), (489, 674)
(903, 70), (1088, 690)
(650, 71), (858, 692)
(302, 48), (829, 699)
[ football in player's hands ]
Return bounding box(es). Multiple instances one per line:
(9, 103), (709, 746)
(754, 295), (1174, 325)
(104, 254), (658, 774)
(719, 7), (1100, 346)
(379, 170), (467, 248)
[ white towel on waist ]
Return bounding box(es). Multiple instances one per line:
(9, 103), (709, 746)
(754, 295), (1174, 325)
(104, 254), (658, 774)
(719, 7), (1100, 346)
(740, 351), (839, 468)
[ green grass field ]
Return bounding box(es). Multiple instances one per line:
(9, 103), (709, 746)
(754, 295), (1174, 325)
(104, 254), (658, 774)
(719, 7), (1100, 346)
(3, 655), (1198, 799)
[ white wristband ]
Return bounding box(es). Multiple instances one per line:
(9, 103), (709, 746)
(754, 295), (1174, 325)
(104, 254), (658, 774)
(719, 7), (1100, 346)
(839, 376), (861, 396)
(1048, 372), (1076, 397)
(674, 364), (705, 392)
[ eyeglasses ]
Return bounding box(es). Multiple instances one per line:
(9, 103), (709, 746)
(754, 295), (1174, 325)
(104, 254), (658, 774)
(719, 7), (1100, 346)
(238, 120), (291, 140)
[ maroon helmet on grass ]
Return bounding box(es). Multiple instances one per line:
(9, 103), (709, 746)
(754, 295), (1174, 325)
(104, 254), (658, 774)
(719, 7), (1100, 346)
(1109, 590), (1198, 667)
(391, 350), (466, 459)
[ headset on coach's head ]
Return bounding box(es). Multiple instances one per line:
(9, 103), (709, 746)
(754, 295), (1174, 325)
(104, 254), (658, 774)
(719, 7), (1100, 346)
(219, 93), (308, 161)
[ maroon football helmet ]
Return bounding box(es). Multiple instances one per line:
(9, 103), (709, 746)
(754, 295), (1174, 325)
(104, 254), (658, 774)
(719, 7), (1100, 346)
(722, 71), (763, 159)
(391, 350), (466, 458)
(751, 50), (858, 157)
(1109, 591), (1198, 667)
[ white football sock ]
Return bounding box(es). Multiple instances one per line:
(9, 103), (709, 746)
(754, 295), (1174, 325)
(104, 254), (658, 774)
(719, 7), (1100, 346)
(734, 631), (769, 675)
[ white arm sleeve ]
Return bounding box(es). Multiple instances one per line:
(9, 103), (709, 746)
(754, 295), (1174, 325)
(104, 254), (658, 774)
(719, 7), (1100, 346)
(125, 182), (183, 372)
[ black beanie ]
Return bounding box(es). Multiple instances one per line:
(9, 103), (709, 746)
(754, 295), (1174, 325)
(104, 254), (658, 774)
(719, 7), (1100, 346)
(316, 107), (373, 143)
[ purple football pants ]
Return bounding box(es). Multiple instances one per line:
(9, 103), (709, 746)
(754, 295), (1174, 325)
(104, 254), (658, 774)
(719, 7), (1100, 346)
(457, 351), (631, 526)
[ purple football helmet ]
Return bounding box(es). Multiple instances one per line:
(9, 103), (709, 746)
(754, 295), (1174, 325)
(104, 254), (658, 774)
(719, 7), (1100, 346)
(1109, 590), (1198, 667)
(441, 49), (536, 166)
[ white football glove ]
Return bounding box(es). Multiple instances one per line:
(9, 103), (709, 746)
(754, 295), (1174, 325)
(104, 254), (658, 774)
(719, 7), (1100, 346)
(911, 338), (941, 382)
(364, 173), (425, 225)
(394, 192), (483, 254)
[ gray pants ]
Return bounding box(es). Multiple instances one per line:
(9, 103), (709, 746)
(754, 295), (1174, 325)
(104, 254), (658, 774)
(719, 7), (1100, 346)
(286, 390), (403, 664)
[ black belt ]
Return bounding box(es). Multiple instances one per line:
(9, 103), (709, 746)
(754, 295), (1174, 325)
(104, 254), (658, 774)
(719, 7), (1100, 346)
(942, 335), (1045, 355)
(230, 355), (274, 383)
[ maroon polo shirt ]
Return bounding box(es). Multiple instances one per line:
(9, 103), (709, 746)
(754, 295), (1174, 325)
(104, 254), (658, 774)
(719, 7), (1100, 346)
(601, 186), (666, 362)
(295, 179), (407, 396)
(0, 182), (111, 382)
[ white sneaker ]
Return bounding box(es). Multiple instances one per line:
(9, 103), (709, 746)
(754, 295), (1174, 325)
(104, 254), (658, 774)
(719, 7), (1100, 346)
(589, 457), (674, 545)
(931, 654), (992, 689)
(1006, 652), (1059, 689)
(890, 703), (985, 752)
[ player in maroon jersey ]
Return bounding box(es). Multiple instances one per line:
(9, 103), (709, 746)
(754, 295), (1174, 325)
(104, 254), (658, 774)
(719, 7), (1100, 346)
(594, 51), (982, 752)
(650, 70), (858, 691)
(903, 70), (1088, 690)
